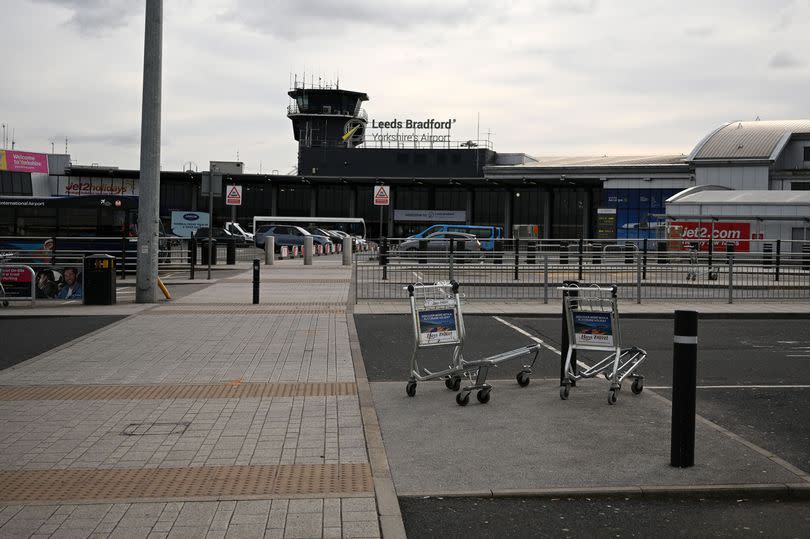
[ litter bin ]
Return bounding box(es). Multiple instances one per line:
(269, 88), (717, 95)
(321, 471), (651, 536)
(83, 254), (116, 305)
(201, 239), (217, 265)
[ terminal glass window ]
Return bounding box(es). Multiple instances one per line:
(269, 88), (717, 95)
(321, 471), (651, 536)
(473, 188), (506, 226)
(434, 188), (466, 210)
(0, 171), (33, 195)
(551, 188), (585, 239)
(277, 185), (311, 216)
(512, 189), (545, 230)
(396, 187), (430, 210)
(804, 146), (810, 162)
(317, 185), (352, 216)
(602, 188), (681, 239)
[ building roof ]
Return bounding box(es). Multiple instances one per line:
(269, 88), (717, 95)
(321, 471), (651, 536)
(668, 189), (810, 205)
(688, 120), (810, 162)
(503, 155), (687, 167)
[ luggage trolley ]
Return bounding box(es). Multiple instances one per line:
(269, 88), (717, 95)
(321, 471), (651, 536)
(405, 279), (541, 406)
(685, 242), (718, 281)
(559, 284), (647, 405)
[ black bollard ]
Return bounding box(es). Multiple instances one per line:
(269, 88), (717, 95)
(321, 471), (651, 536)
(189, 238), (196, 280)
(775, 239), (781, 282)
(418, 239), (428, 264)
(252, 258), (260, 304)
(380, 237), (389, 281)
(514, 239), (520, 280)
(671, 310), (698, 468)
(577, 238), (584, 280)
(560, 280), (579, 385)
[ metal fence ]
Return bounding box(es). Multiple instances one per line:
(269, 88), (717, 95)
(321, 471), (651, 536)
(354, 238), (810, 303)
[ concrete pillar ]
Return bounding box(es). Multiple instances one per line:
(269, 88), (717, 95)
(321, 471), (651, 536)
(264, 237), (274, 265)
(304, 236), (313, 265)
(342, 236), (352, 266)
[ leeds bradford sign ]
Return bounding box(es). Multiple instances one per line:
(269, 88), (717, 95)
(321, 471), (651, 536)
(368, 118), (457, 143)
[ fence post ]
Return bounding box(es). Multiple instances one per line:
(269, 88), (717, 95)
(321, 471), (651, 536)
(514, 239), (520, 281)
(624, 243), (633, 264)
(642, 238), (648, 280)
(671, 310), (698, 468)
(577, 238), (584, 280)
(449, 237), (455, 282)
(707, 236), (714, 270)
(636, 253), (642, 304)
(120, 237), (127, 280)
(418, 239), (427, 264)
(543, 254), (549, 304)
(380, 237), (388, 280)
(728, 248), (734, 304)
(189, 238), (196, 280)
(527, 241), (536, 265)
(775, 239), (781, 282)
(560, 280), (579, 385)
(252, 258), (260, 304)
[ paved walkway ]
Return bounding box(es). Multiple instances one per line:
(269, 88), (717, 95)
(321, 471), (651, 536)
(0, 256), (400, 538)
(2, 255), (809, 538)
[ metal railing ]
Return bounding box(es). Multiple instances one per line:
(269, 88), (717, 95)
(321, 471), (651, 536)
(354, 238), (810, 303)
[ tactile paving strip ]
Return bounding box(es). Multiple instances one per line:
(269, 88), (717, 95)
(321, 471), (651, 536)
(144, 308), (346, 315)
(0, 382), (357, 401)
(0, 463), (373, 503)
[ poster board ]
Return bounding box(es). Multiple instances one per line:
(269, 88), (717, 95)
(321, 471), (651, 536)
(417, 307), (460, 346)
(572, 311), (614, 347)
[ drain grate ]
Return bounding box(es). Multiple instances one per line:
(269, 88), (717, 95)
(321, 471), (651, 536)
(123, 422), (190, 436)
(0, 463), (372, 503)
(0, 382), (358, 401)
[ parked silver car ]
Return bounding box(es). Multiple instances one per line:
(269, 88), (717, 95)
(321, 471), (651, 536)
(399, 231), (482, 260)
(255, 225), (333, 251)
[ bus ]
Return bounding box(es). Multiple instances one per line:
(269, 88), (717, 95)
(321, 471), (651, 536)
(251, 216), (366, 239)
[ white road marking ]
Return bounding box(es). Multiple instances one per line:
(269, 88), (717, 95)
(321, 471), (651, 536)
(786, 355), (810, 358)
(648, 384), (810, 390)
(492, 316), (593, 370)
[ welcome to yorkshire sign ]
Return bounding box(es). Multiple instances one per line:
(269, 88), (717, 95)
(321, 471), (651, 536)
(367, 118), (457, 143)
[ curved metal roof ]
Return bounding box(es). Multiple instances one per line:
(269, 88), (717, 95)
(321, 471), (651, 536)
(688, 120), (810, 162)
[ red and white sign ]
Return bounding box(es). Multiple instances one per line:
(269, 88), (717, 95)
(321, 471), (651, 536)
(670, 221), (751, 252)
(374, 185), (390, 206)
(225, 185), (242, 206)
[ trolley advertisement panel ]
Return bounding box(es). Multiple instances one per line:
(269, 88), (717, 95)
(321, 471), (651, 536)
(417, 307), (460, 346)
(572, 311), (614, 347)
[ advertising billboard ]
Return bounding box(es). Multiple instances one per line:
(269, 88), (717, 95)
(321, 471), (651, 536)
(417, 308), (460, 346)
(669, 221), (751, 252)
(0, 150), (49, 173)
(171, 211), (209, 237)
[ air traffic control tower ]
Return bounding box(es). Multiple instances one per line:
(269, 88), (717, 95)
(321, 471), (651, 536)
(287, 81), (496, 178)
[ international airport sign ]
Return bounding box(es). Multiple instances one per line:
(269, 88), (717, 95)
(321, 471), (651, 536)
(367, 118), (457, 144)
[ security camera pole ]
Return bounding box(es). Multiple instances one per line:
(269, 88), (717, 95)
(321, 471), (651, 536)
(136, 0), (163, 303)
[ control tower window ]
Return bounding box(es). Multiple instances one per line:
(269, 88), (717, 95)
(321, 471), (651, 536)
(296, 95), (308, 112)
(803, 146), (810, 162)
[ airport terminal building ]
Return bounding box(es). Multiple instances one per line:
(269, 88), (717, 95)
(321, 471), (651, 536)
(2, 84), (809, 243)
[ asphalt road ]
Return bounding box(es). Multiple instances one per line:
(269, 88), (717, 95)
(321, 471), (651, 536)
(355, 314), (810, 537)
(400, 494), (810, 538)
(0, 316), (126, 370)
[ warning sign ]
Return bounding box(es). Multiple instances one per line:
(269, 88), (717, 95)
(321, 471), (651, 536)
(225, 185), (242, 206)
(374, 185), (390, 206)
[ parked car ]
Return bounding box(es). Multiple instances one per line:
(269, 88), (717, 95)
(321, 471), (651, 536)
(224, 222), (254, 244)
(193, 227), (236, 242)
(255, 225), (333, 251)
(399, 231), (482, 260)
(410, 224), (502, 251)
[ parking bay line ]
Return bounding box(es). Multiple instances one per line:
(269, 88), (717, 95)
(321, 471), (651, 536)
(492, 316), (594, 370)
(647, 384), (810, 390)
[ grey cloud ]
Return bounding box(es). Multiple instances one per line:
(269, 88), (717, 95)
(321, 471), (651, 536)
(224, 0), (491, 39)
(548, 0), (598, 14)
(769, 51), (803, 68)
(68, 130), (141, 147)
(685, 25), (715, 37)
(32, 0), (142, 35)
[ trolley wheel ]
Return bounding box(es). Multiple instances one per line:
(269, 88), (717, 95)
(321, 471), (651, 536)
(560, 384), (570, 400)
(631, 377), (644, 395)
(476, 388), (491, 404)
(1, 301), (8, 308)
(445, 376), (462, 391)
(406, 381), (417, 397)
(608, 389), (618, 405)
(516, 371), (531, 387)
(456, 392), (470, 406)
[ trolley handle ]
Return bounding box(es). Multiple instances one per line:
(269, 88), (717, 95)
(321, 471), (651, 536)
(402, 281), (462, 294)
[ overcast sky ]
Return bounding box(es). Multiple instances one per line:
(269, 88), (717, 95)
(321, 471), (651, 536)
(2, 0), (808, 173)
